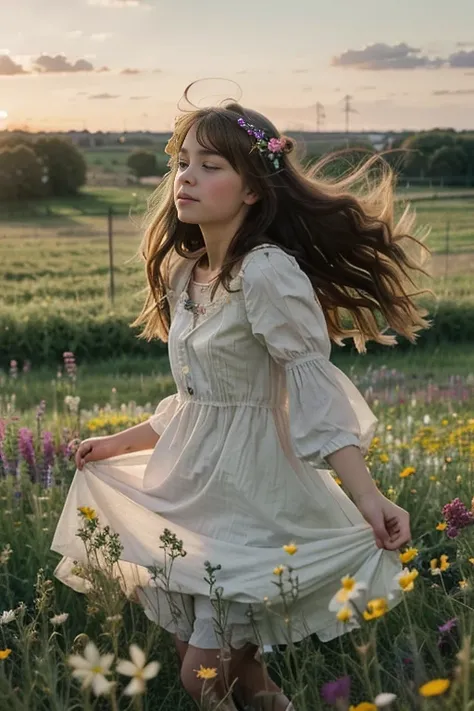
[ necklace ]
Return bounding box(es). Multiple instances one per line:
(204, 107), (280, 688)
(184, 280), (210, 316)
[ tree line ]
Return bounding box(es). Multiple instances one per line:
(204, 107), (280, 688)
(0, 128), (473, 201)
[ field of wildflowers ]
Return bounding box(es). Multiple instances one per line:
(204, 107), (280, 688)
(0, 349), (474, 710)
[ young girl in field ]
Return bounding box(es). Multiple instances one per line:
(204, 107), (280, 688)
(52, 86), (430, 710)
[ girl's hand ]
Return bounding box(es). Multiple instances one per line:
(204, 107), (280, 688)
(69, 436), (121, 470)
(353, 490), (411, 551)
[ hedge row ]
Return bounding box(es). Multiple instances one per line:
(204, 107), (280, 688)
(1, 300), (473, 370)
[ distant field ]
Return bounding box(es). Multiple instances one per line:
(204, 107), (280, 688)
(0, 188), (472, 313)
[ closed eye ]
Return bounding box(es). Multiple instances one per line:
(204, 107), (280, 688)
(177, 160), (219, 170)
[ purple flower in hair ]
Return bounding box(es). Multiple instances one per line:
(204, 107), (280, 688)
(236, 116), (287, 170)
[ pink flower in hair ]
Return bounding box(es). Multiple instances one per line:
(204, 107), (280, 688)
(267, 137), (286, 154)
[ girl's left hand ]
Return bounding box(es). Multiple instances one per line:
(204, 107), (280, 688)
(353, 490), (411, 551)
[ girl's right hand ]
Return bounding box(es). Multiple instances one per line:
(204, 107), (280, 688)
(69, 436), (121, 470)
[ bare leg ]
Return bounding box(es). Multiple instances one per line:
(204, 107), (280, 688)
(174, 635), (189, 664)
(237, 656), (292, 710)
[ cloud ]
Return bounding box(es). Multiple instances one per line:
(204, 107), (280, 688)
(432, 89), (474, 96)
(456, 42), (474, 48)
(0, 54), (27, 75)
(120, 68), (142, 74)
(332, 42), (445, 70)
(448, 50), (474, 68)
(67, 30), (84, 38)
(91, 33), (114, 41)
(33, 54), (94, 73)
(88, 93), (120, 99)
(130, 95), (150, 100)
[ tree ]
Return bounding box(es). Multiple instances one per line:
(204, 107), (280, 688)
(428, 145), (468, 179)
(0, 145), (44, 201)
(127, 150), (159, 178)
(400, 131), (457, 177)
(35, 137), (87, 195)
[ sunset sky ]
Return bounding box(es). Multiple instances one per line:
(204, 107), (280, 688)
(1, 0), (474, 133)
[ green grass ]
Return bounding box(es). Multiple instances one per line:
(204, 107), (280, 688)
(3, 343), (474, 418)
(1, 383), (474, 709)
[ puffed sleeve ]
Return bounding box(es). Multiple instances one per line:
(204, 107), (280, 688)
(241, 247), (378, 467)
(147, 393), (180, 435)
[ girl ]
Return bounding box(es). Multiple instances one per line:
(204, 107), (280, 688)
(52, 89), (430, 711)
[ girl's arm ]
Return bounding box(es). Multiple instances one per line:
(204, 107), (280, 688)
(325, 445), (379, 502)
(326, 445), (411, 550)
(109, 420), (161, 455)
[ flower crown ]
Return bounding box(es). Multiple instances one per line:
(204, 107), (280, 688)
(237, 117), (289, 171)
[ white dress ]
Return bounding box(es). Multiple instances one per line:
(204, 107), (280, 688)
(51, 243), (403, 650)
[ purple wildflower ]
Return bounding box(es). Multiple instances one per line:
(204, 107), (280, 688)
(442, 498), (474, 538)
(321, 675), (351, 705)
(438, 617), (457, 634)
(18, 427), (36, 470)
(63, 351), (77, 380)
(36, 400), (47, 420)
(42, 431), (54, 470)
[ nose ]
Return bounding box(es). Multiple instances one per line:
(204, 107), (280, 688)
(178, 164), (197, 185)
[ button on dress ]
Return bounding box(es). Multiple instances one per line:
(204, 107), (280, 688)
(51, 243), (403, 648)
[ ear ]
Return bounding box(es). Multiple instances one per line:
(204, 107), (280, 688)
(243, 188), (260, 206)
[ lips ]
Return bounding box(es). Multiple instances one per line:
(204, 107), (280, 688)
(177, 193), (199, 201)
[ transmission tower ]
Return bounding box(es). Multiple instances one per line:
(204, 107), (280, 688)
(343, 94), (359, 134)
(315, 102), (326, 132)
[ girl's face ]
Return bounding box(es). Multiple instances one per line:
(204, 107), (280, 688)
(173, 123), (258, 226)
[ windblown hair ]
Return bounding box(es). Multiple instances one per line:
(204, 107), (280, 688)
(131, 98), (432, 353)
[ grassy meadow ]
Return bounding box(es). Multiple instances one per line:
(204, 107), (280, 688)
(0, 185), (474, 709)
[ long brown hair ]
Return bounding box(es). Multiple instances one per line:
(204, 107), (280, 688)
(131, 100), (432, 353)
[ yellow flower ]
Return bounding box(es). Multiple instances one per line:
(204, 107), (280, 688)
(273, 565), (285, 576)
(429, 475), (437, 482)
(436, 522), (447, 531)
(456, 475), (462, 484)
(0, 649), (12, 660)
(78, 506), (97, 521)
(430, 555), (450, 575)
(379, 453), (390, 463)
(194, 665), (217, 680)
(283, 543), (298, 555)
(337, 606), (353, 622)
(418, 678), (450, 697)
(399, 548), (418, 564)
(363, 597), (389, 620)
(441, 419), (449, 426)
(459, 579), (468, 589)
(400, 466), (416, 478)
(397, 569), (419, 592)
(349, 703), (377, 711)
(469, 557), (474, 565)
(386, 425), (392, 431)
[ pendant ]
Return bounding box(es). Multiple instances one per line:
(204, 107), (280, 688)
(184, 298), (206, 316)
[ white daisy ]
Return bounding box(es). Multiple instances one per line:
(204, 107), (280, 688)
(0, 609), (16, 625)
(50, 612), (69, 626)
(68, 641), (115, 696)
(375, 691), (397, 707)
(116, 644), (161, 696)
(328, 576), (368, 612)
